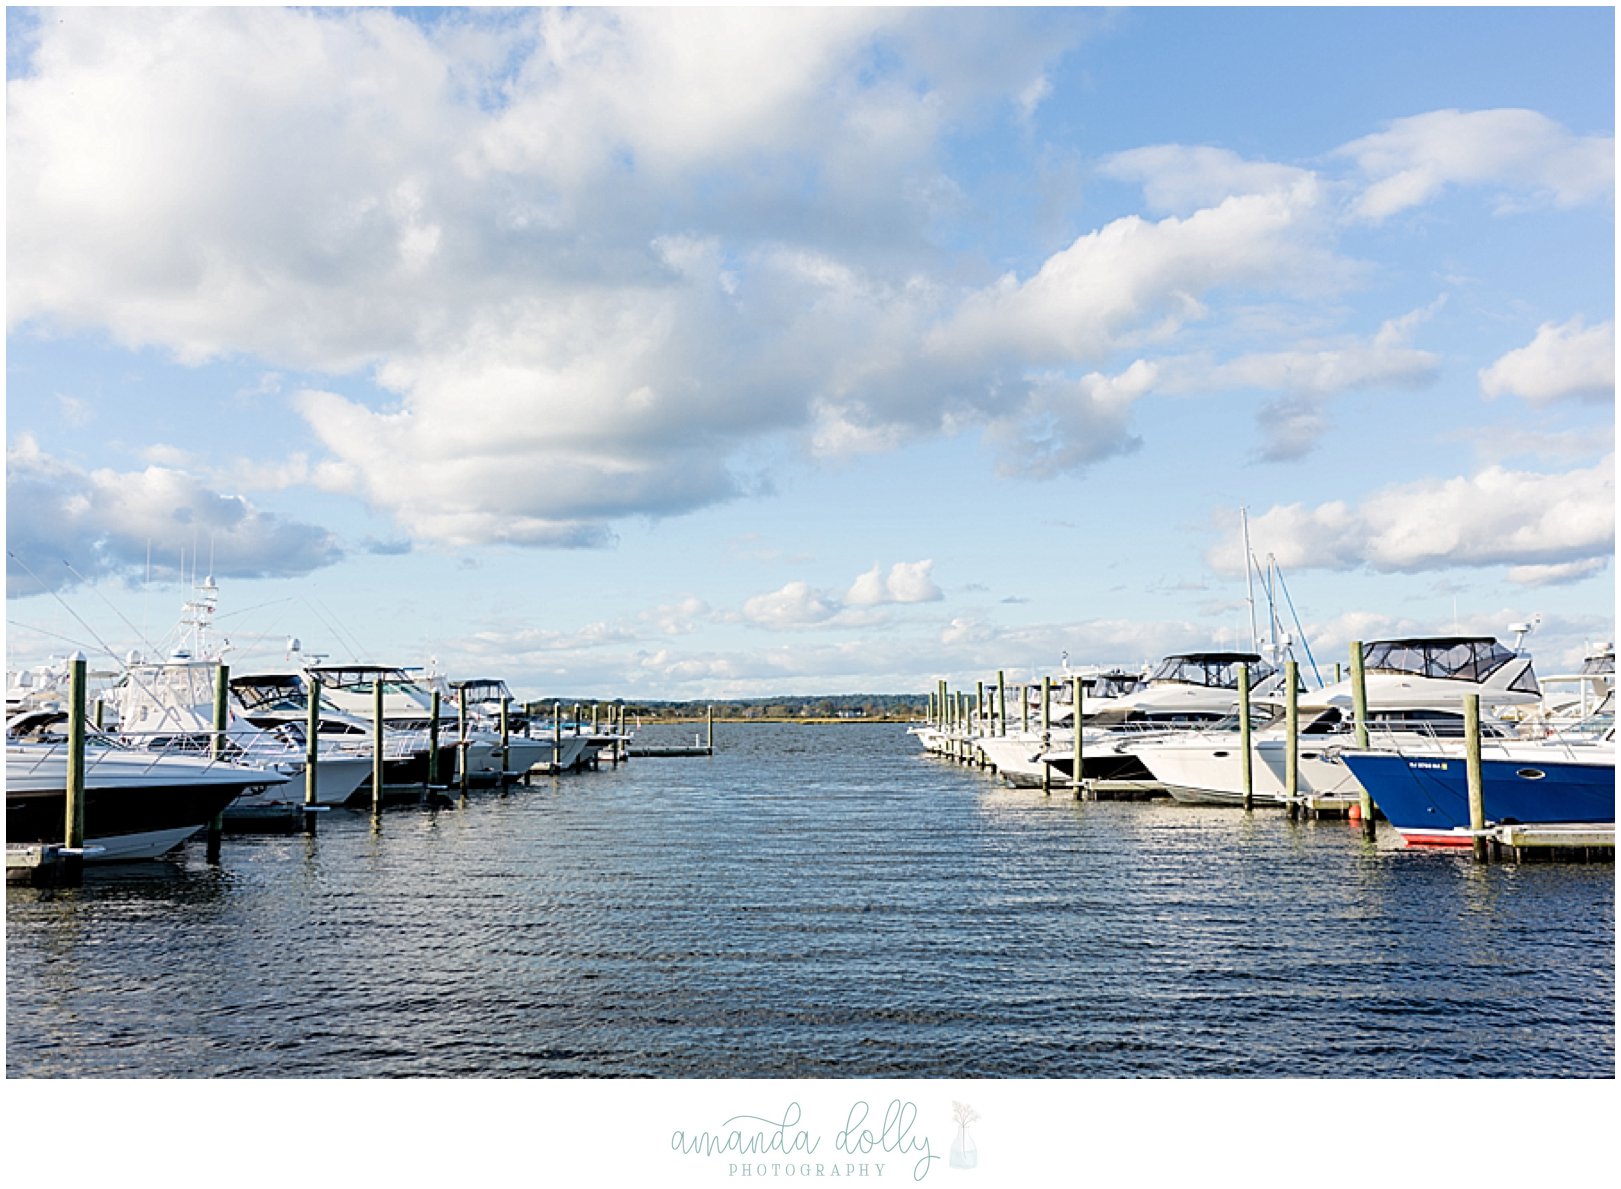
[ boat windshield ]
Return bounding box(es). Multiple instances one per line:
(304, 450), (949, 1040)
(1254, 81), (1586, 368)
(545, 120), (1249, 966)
(306, 667), (421, 694)
(1088, 672), (1143, 699)
(232, 676), (306, 712)
(1580, 652), (1615, 677)
(451, 679), (513, 701)
(1147, 654), (1268, 689)
(1361, 638), (1531, 687)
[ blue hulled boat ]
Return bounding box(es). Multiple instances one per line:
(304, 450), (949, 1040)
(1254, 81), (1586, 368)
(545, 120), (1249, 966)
(1341, 730), (1614, 847)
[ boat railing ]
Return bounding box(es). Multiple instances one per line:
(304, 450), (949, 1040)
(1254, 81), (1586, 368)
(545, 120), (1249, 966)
(7, 728), (284, 781)
(1356, 721), (1612, 764)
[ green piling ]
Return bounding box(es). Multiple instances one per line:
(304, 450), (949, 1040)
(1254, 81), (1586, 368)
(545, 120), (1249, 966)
(1350, 640), (1375, 837)
(371, 680), (385, 815)
(1070, 674), (1084, 798)
(1238, 663), (1254, 811)
(1465, 693), (1488, 862)
(305, 675), (321, 831)
(1284, 659), (1299, 818)
(64, 653), (88, 853)
(207, 662), (228, 860)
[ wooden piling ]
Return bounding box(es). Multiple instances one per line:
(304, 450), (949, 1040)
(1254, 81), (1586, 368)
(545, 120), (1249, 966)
(1070, 674), (1083, 798)
(706, 704), (714, 751)
(457, 687), (471, 794)
(1040, 675), (1052, 795)
(997, 670), (1007, 737)
(1284, 659), (1299, 819)
(554, 701), (564, 772)
(499, 696), (511, 779)
(1237, 663), (1254, 811)
(207, 662), (229, 860)
(1019, 683), (1028, 734)
(64, 653), (88, 859)
(92, 697), (104, 731)
(305, 675), (321, 832)
(372, 679), (385, 815)
(1350, 640), (1375, 837)
(428, 690), (442, 787)
(1465, 693), (1487, 862)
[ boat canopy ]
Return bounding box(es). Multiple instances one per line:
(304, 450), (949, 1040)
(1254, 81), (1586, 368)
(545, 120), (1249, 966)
(1087, 671), (1144, 700)
(304, 665), (421, 693)
(1147, 653), (1270, 690)
(1361, 638), (1537, 691)
(230, 674), (308, 712)
(1580, 649), (1615, 677)
(449, 678), (514, 702)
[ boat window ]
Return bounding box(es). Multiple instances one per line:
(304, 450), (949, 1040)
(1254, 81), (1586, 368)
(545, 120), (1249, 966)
(1146, 654), (1268, 689)
(1362, 638), (1524, 683)
(1580, 653), (1615, 677)
(1302, 708), (1344, 735)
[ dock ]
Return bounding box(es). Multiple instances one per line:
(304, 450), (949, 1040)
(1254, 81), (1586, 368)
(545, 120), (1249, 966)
(7, 843), (102, 887)
(627, 744), (714, 758)
(1484, 823), (1614, 863)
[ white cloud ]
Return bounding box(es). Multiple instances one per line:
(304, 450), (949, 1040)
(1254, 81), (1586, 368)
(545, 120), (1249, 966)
(846, 560), (942, 606)
(937, 178), (1342, 366)
(741, 580), (845, 629)
(1479, 318), (1614, 406)
(1337, 108), (1614, 222)
(1209, 456), (1615, 581)
(1099, 145), (1315, 216)
(6, 434), (344, 596)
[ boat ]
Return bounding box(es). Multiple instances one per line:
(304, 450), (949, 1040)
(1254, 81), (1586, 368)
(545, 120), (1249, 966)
(109, 651), (373, 820)
(7, 708), (288, 860)
(1038, 651), (1284, 786)
(438, 677), (581, 775)
(972, 668), (1143, 786)
(1127, 636), (1541, 807)
(1339, 718), (1614, 847)
(302, 663), (497, 786)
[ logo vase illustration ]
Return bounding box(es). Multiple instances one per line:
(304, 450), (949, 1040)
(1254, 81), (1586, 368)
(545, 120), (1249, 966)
(950, 1102), (979, 1170)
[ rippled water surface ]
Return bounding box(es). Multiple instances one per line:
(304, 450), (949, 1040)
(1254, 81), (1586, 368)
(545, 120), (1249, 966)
(8, 723), (1614, 1077)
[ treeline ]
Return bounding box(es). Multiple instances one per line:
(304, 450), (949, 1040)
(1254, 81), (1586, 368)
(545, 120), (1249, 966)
(526, 694), (928, 722)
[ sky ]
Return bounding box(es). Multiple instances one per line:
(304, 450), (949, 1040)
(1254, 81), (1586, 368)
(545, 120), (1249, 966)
(5, 5), (1615, 700)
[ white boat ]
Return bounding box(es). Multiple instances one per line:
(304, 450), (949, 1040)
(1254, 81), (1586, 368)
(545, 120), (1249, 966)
(1128, 636), (1542, 806)
(303, 663), (498, 785)
(441, 677), (567, 775)
(109, 651), (373, 818)
(7, 709), (288, 860)
(1038, 651), (1287, 787)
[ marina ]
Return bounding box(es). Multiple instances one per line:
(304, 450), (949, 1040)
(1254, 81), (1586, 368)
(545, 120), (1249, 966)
(6, 720), (1613, 1078)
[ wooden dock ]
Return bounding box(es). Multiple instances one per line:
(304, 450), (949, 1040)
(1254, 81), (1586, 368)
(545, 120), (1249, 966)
(628, 745), (714, 758)
(1484, 823), (1614, 863)
(7, 843), (101, 887)
(1077, 779), (1166, 801)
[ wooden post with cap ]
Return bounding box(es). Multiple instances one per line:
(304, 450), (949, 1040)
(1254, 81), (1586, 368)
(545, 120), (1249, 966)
(206, 662), (229, 860)
(1070, 674), (1084, 799)
(305, 675), (321, 832)
(1350, 641), (1376, 838)
(1465, 693), (1488, 862)
(1238, 663), (1254, 811)
(64, 652), (88, 879)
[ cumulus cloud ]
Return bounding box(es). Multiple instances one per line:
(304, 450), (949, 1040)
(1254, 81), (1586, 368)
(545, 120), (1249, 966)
(1337, 108), (1614, 221)
(1208, 456), (1614, 583)
(1479, 318), (1614, 406)
(744, 561), (940, 629)
(1099, 145), (1316, 216)
(6, 434), (344, 596)
(846, 560), (943, 606)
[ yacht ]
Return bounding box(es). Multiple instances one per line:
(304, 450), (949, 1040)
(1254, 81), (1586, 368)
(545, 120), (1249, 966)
(1340, 715), (1613, 847)
(7, 707), (287, 860)
(303, 663), (498, 786)
(974, 669), (1143, 787)
(1038, 652), (1284, 786)
(1127, 636), (1541, 806)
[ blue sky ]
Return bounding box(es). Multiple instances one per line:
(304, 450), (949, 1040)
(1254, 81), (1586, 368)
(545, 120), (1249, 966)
(6, 6), (1614, 697)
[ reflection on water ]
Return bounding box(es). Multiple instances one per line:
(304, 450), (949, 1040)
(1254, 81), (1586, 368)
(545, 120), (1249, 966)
(7, 723), (1613, 1077)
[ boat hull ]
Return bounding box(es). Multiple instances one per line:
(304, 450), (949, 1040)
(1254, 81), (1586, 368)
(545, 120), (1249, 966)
(1340, 750), (1615, 847)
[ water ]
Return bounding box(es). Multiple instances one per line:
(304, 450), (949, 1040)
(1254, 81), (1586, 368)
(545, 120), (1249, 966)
(7, 723), (1613, 1077)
